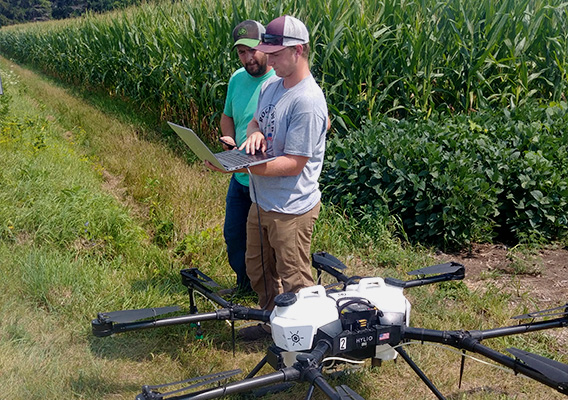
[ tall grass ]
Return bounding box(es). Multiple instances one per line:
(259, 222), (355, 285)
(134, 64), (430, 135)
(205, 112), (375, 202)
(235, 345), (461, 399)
(0, 0), (566, 135)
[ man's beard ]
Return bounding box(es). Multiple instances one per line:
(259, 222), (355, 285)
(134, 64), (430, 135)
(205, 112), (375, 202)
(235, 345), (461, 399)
(246, 62), (267, 77)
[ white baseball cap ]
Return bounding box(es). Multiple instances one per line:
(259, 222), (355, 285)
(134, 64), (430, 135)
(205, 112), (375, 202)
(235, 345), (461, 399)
(254, 15), (309, 54)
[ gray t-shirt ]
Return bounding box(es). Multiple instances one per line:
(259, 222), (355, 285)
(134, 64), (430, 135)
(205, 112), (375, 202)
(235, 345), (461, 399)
(251, 74), (327, 214)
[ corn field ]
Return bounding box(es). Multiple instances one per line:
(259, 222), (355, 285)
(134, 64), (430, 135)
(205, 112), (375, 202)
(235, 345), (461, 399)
(0, 0), (566, 137)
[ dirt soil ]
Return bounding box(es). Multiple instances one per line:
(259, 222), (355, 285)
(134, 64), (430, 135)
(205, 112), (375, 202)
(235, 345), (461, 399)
(435, 243), (568, 348)
(436, 243), (568, 307)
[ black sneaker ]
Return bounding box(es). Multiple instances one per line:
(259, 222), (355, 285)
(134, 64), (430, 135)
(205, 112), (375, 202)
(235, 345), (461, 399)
(237, 324), (271, 341)
(217, 287), (237, 296)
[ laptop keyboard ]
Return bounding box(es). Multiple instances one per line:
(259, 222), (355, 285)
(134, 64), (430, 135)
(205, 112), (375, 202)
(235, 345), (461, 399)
(216, 150), (269, 167)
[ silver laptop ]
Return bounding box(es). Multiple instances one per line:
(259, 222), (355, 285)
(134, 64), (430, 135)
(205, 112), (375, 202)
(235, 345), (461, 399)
(168, 122), (276, 172)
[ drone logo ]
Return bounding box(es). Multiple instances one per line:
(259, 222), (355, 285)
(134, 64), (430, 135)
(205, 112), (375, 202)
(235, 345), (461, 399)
(287, 330), (305, 347)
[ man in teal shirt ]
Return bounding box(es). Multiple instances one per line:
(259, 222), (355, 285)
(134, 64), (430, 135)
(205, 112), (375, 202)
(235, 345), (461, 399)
(219, 20), (275, 295)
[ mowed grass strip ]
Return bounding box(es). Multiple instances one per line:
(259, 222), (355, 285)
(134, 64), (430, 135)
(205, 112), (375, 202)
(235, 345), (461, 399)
(0, 56), (236, 399)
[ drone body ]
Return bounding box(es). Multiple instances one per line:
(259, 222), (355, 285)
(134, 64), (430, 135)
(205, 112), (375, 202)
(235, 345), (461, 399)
(91, 252), (568, 400)
(271, 277), (410, 366)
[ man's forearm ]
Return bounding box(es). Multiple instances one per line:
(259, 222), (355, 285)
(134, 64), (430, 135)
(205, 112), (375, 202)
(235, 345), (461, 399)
(246, 118), (261, 137)
(220, 113), (235, 139)
(247, 154), (308, 177)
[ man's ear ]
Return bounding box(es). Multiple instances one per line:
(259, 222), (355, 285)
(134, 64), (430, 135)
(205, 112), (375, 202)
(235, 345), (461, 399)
(294, 44), (303, 57)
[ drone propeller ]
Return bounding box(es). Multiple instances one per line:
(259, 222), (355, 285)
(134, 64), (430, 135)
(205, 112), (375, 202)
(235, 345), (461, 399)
(136, 368), (242, 400)
(511, 303), (568, 320)
(181, 267), (221, 289)
(507, 347), (568, 385)
(98, 306), (181, 324)
(312, 251), (353, 286)
(385, 261), (465, 289)
(407, 261), (465, 276)
(312, 252), (348, 271)
(335, 384), (366, 400)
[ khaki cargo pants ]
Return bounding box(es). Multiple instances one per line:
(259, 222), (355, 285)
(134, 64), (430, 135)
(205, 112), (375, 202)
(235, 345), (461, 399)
(245, 202), (320, 311)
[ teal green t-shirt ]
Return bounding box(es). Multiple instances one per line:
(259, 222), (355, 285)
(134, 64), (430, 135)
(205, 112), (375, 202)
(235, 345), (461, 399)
(223, 67), (276, 187)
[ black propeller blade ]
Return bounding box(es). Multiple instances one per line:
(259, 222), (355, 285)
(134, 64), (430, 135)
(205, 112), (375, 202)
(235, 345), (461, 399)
(512, 303), (568, 320)
(192, 268), (221, 288)
(507, 347), (568, 384)
(98, 306), (181, 324)
(136, 369), (242, 400)
(407, 261), (465, 276)
(312, 251), (348, 270)
(336, 385), (366, 400)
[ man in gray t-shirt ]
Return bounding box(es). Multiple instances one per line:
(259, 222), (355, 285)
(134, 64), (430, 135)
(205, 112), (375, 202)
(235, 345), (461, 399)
(206, 15), (327, 340)
(250, 71), (327, 214)
(240, 15), (327, 339)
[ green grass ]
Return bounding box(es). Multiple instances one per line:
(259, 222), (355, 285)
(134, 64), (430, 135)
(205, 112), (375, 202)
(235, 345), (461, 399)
(0, 57), (566, 400)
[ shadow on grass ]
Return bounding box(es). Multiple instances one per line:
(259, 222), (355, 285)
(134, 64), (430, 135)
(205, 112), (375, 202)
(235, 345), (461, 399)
(70, 373), (142, 398)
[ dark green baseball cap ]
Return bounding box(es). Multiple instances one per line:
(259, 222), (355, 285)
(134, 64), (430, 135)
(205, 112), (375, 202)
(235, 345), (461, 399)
(232, 20), (265, 49)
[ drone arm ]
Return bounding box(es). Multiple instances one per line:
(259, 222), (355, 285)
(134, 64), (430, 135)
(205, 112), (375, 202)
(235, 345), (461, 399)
(403, 325), (568, 394)
(92, 306), (271, 337)
(404, 314), (568, 344)
(458, 337), (568, 394)
(143, 340), (350, 400)
(295, 340), (350, 400)
(231, 306), (271, 322)
(155, 368), (300, 400)
(476, 317), (568, 340)
(93, 311), (223, 337)
(387, 262), (466, 288)
(387, 270), (465, 289)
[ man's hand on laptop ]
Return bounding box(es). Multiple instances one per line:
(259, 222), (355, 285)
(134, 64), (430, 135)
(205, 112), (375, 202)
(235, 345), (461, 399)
(240, 131), (266, 155)
(204, 160), (226, 173)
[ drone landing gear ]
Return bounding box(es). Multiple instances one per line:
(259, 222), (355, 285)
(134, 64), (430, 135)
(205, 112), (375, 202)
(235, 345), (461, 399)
(395, 347), (446, 400)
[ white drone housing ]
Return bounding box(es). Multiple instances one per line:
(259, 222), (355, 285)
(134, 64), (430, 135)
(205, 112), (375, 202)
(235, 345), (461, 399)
(270, 278), (411, 361)
(270, 285), (339, 352)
